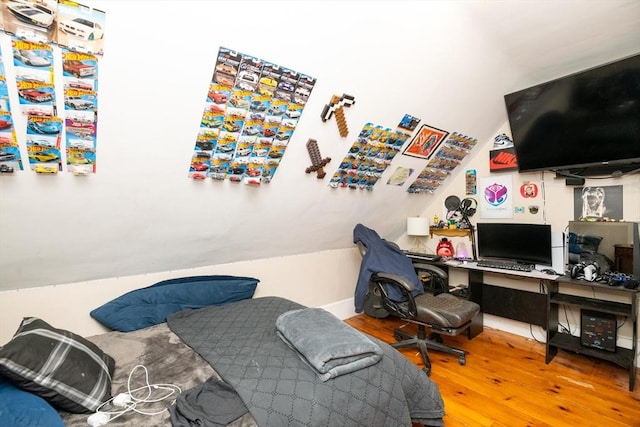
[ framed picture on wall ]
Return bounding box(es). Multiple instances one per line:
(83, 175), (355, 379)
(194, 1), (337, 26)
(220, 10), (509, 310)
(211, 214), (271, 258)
(402, 124), (449, 160)
(573, 185), (623, 221)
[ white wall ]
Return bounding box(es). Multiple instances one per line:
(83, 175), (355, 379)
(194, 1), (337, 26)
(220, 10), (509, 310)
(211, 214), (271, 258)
(1, 1), (639, 354)
(2, 1), (638, 291)
(2, 117), (637, 345)
(0, 0), (506, 290)
(0, 247), (362, 343)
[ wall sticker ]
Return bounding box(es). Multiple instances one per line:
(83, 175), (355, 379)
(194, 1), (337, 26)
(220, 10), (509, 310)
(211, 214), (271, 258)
(479, 174), (513, 219)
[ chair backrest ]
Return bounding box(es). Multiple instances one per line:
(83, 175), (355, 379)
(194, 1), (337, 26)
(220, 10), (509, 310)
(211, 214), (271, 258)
(353, 224), (424, 313)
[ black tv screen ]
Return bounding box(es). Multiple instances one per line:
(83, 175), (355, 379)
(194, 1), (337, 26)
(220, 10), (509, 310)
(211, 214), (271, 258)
(477, 223), (552, 265)
(504, 54), (640, 173)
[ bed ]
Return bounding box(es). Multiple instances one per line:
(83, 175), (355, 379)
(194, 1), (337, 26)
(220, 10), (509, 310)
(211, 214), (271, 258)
(0, 277), (445, 427)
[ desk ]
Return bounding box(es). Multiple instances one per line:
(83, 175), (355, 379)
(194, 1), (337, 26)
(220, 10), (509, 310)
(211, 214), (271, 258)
(546, 276), (638, 391)
(407, 257), (557, 339)
(447, 260), (554, 331)
(406, 255), (639, 391)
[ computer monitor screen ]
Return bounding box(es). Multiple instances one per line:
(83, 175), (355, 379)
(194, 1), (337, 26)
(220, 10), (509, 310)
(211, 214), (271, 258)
(477, 223), (553, 265)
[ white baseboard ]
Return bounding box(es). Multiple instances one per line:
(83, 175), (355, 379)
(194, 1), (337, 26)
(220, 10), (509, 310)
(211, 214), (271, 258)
(321, 297), (357, 320)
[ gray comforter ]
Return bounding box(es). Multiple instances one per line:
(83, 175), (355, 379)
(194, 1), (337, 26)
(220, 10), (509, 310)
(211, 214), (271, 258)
(168, 296), (445, 427)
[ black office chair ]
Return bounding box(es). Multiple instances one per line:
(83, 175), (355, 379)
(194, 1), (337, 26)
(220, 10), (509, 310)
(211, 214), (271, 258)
(354, 223), (480, 375)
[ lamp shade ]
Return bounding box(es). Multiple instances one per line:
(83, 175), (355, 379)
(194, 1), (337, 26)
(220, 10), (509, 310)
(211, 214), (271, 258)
(407, 217), (430, 236)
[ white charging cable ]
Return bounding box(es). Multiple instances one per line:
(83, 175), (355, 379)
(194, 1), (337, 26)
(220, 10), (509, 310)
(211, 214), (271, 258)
(87, 364), (182, 426)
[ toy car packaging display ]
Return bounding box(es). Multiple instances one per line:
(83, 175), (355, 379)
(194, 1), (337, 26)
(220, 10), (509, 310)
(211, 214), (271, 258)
(328, 122), (408, 191)
(4, 0), (57, 44)
(407, 132), (478, 194)
(0, 65), (24, 174)
(61, 50), (99, 175)
(12, 40), (56, 117)
(26, 116), (62, 174)
(190, 47), (316, 184)
(56, 1), (106, 56)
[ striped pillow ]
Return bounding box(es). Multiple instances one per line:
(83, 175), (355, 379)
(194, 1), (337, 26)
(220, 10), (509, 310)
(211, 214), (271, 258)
(0, 317), (115, 413)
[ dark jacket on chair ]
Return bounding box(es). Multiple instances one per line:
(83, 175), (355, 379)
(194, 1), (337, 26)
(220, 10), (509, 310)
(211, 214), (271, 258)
(353, 224), (424, 312)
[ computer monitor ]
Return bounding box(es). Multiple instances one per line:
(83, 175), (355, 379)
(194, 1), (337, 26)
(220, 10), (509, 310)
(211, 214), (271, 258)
(477, 223), (553, 266)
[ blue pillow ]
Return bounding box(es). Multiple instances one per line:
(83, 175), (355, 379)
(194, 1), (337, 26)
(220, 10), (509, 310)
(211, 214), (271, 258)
(0, 376), (65, 427)
(90, 275), (259, 332)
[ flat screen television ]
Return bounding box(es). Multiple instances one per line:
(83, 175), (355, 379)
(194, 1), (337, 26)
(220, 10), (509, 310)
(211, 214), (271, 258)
(477, 223), (552, 265)
(504, 53), (640, 174)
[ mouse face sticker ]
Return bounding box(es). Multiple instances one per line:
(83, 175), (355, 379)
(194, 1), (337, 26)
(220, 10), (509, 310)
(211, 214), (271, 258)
(484, 182), (508, 206)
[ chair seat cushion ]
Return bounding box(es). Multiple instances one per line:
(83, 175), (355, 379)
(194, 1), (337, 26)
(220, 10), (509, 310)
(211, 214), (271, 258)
(414, 293), (480, 328)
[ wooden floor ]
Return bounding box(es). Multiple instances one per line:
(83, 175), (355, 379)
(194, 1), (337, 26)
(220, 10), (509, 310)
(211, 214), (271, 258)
(344, 314), (640, 427)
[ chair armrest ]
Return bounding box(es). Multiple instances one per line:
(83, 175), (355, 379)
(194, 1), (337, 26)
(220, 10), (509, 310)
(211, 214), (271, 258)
(372, 272), (415, 293)
(412, 263), (447, 279)
(413, 263), (448, 294)
(370, 272), (418, 318)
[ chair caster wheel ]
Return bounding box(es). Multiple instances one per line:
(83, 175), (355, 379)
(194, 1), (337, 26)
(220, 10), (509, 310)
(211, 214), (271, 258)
(458, 357), (466, 366)
(393, 332), (403, 341)
(422, 367), (431, 376)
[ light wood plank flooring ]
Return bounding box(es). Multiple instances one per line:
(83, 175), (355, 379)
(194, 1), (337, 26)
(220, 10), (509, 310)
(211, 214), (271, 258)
(344, 314), (640, 427)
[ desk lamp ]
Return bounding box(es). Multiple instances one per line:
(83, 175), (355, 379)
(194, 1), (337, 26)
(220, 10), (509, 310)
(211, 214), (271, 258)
(407, 217), (430, 253)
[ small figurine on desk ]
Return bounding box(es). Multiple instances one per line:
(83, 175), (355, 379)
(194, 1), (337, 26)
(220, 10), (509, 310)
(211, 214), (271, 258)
(436, 238), (454, 258)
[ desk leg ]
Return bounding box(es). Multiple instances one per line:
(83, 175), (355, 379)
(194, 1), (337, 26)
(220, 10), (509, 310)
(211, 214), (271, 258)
(467, 270), (484, 339)
(545, 280), (559, 364)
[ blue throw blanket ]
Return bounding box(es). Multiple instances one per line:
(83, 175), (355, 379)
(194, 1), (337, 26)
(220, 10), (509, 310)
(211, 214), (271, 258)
(353, 223), (423, 312)
(276, 308), (383, 381)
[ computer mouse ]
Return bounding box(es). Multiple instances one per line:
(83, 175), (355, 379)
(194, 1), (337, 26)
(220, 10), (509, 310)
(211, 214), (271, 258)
(543, 269), (559, 275)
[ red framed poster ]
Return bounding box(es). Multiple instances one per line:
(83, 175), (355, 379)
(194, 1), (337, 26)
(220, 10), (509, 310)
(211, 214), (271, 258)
(402, 124), (449, 160)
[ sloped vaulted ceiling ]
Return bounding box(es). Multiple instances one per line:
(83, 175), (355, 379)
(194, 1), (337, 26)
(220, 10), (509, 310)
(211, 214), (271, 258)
(461, 1), (640, 86)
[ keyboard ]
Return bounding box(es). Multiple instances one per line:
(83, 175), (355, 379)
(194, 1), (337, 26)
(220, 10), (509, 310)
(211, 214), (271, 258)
(476, 259), (533, 272)
(404, 251), (442, 262)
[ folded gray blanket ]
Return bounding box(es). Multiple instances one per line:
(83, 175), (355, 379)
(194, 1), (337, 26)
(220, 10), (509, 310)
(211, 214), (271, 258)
(276, 307), (383, 381)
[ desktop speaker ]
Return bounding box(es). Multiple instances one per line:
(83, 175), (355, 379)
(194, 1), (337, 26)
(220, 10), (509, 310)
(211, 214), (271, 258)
(580, 309), (616, 352)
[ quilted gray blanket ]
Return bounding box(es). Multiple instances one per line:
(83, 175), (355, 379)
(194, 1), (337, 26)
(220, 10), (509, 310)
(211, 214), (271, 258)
(168, 296), (444, 427)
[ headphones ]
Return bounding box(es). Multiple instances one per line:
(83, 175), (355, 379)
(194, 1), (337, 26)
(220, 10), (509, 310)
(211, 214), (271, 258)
(570, 262), (600, 282)
(459, 197), (478, 217)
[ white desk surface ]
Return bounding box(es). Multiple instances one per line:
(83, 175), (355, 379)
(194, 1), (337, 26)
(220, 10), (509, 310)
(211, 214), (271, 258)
(443, 259), (561, 280)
